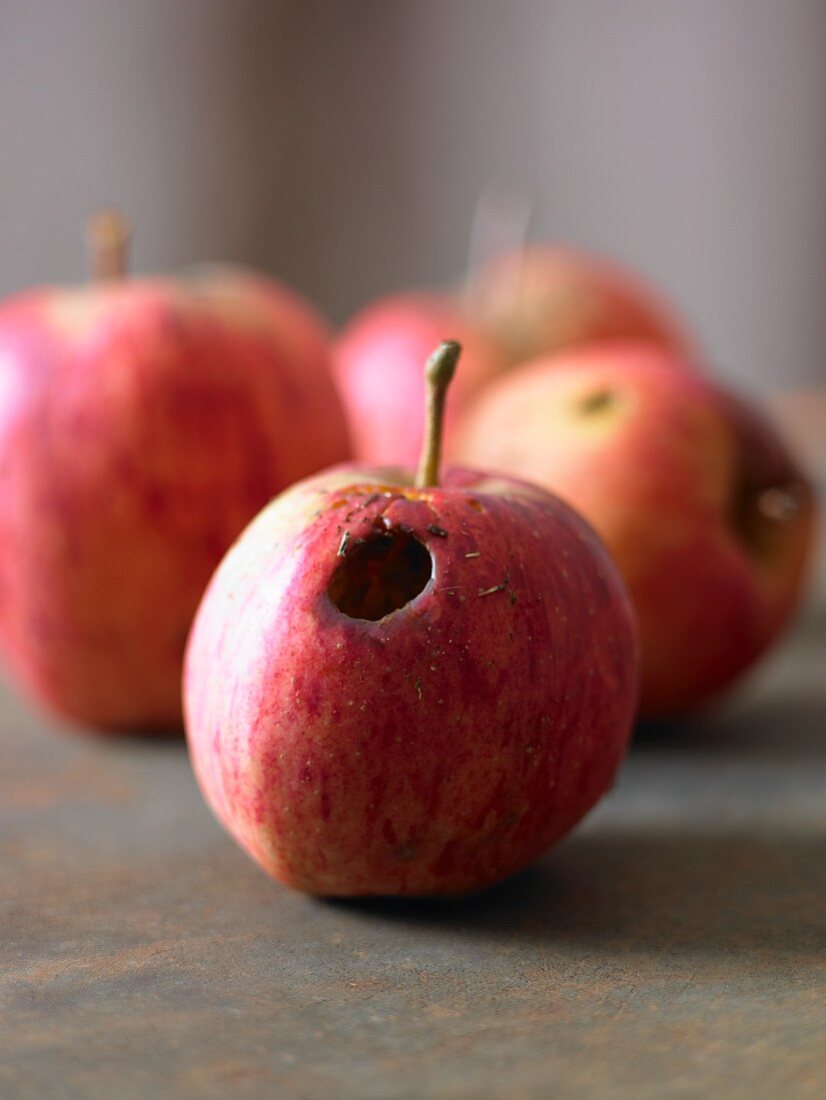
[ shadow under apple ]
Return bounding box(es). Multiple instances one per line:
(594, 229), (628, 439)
(330, 825), (826, 975)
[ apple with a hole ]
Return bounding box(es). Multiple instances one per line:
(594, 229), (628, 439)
(0, 210), (350, 731)
(332, 293), (505, 465)
(184, 341), (638, 896)
(455, 341), (817, 719)
(466, 244), (693, 367)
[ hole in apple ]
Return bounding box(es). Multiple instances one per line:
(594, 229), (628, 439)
(328, 530), (433, 620)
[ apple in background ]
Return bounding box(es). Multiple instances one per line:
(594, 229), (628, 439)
(332, 247), (694, 469)
(465, 244), (694, 367)
(0, 210), (350, 732)
(332, 293), (505, 465)
(184, 342), (638, 896)
(455, 341), (817, 719)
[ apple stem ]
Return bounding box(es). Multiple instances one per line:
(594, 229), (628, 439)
(87, 208), (131, 282)
(415, 341), (462, 489)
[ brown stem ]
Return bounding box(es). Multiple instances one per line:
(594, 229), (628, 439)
(87, 208), (131, 282)
(415, 341), (462, 488)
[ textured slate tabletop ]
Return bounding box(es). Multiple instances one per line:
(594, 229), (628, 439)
(2, 570), (824, 1099)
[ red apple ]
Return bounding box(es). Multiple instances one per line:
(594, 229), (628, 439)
(466, 244), (693, 367)
(184, 342), (638, 896)
(455, 341), (817, 718)
(332, 293), (504, 465)
(0, 211), (350, 731)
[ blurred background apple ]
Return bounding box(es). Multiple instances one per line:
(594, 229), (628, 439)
(332, 293), (504, 464)
(455, 342), (816, 717)
(0, 213), (349, 730)
(463, 245), (694, 367)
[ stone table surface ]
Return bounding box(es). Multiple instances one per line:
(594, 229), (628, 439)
(2, 578), (825, 1099)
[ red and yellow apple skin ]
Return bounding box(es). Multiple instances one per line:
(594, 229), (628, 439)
(184, 464), (638, 896)
(468, 245), (693, 367)
(332, 294), (505, 465)
(0, 270), (350, 731)
(455, 342), (817, 719)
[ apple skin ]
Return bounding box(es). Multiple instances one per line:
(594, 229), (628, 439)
(183, 463), (638, 896)
(0, 269), (350, 731)
(468, 245), (693, 367)
(454, 342), (817, 718)
(332, 294), (505, 465)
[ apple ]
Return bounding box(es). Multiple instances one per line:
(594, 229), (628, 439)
(332, 248), (693, 469)
(455, 341), (817, 719)
(466, 244), (693, 367)
(0, 210), (351, 731)
(332, 292), (505, 465)
(184, 341), (638, 896)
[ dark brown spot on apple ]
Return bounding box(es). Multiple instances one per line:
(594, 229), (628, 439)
(466, 498), (485, 512)
(756, 485), (804, 523)
(578, 388), (619, 416)
(328, 530), (433, 621)
(731, 477), (808, 559)
(478, 574), (510, 598)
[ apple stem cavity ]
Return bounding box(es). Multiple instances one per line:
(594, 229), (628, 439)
(87, 208), (131, 282)
(415, 340), (462, 489)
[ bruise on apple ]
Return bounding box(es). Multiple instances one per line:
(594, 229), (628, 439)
(328, 529), (433, 621)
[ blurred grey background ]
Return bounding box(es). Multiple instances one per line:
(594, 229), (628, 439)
(1, 0), (824, 389)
